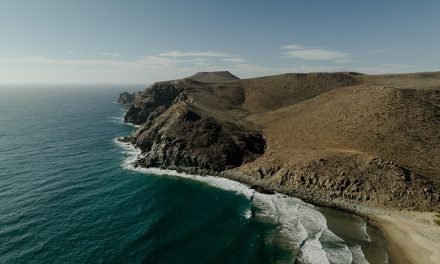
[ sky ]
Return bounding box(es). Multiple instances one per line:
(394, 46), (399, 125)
(1, 0), (440, 83)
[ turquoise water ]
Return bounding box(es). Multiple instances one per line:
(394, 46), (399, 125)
(0, 85), (387, 263)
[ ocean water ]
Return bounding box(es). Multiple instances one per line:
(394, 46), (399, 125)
(0, 85), (388, 263)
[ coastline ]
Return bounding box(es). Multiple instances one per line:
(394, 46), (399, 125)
(290, 191), (440, 264)
(118, 138), (440, 264)
(365, 209), (440, 264)
(319, 200), (440, 264)
(115, 137), (377, 263)
(116, 101), (440, 264)
(228, 173), (440, 264)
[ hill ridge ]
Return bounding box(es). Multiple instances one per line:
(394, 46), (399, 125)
(119, 71), (440, 211)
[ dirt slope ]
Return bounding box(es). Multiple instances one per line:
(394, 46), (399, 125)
(121, 71), (440, 211)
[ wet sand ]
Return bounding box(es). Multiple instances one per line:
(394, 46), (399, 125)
(357, 208), (440, 264)
(376, 211), (440, 264)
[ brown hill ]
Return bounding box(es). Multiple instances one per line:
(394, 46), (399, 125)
(189, 71), (239, 83)
(120, 71), (440, 211)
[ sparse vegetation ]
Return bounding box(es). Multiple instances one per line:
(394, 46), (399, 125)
(124, 71), (440, 211)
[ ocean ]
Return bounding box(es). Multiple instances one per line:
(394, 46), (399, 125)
(0, 85), (388, 263)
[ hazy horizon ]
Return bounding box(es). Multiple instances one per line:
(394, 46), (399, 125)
(1, 0), (440, 84)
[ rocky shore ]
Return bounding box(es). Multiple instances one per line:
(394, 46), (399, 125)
(118, 71), (440, 263)
(118, 71), (440, 212)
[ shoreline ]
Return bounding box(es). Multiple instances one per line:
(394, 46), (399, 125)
(284, 190), (440, 264)
(222, 168), (440, 264)
(315, 198), (440, 264)
(115, 137), (375, 263)
(116, 115), (440, 264)
(363, 209), (440, 264)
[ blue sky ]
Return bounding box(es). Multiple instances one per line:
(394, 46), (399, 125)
(1, 0), (439, 83)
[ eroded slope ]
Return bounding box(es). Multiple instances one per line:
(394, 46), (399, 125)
(120, 71), (440, 211)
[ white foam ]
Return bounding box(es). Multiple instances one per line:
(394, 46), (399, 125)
(109, 105), (140, 128)
(109, 116), (124, 123)
(243, 209), (252, 219)
(320, 229), (354, 264)
(114, 138), (371, 264)
(295, 204), (331, 264)
(349, 245), (369, 264)
(109, 115), (140, 127)
(114, 138), (255, 198)
(361, 220), (371, 242)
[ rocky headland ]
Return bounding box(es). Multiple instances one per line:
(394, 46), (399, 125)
(117, 91), (140, 106)
(118, 71), (440, 212)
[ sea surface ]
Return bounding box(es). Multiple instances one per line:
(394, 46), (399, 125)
(0, 85), (388, 263)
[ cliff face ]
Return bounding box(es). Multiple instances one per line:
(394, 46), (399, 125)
(121, 71), (265, 174)
(121, 71), (440, 211)
(124, 82), (189, 125)
(117, 91), (138, 106)
(132, 106), (265, 173)
(236, 152), (440, 211)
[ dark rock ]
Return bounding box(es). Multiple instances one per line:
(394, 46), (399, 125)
(119, 73), (265, 174)
(117, 91), (137, 105)
(124, 83), (184, 125)
(251, 185), (275, 194)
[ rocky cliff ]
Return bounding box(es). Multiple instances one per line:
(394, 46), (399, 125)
(117, 91), (138, 106)
(120, 71), (265, 174)
(120, 71), (440, 211)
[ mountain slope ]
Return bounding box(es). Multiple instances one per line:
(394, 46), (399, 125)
(120, 71), (440, 211)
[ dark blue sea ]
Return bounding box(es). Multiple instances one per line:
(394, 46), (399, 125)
(0, 85), (388, 263)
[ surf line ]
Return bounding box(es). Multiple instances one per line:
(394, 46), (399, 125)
(114, 137), (371, 264)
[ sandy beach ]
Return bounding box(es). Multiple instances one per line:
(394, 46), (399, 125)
(366, 210), (440, 264)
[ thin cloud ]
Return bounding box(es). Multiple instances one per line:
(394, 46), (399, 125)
(282, 64), (345, 73)
(379, 64), (419, 68)
(281, 44), (306, 50)
(0, 52), (262, 82)
(2, 47), (435, 83)
(159, 50), (234, 58)
(282, 44), (349, 61)
(369, 49), (390, 54)
(221, 58), (246, 63)
(99, 52), (120, 57)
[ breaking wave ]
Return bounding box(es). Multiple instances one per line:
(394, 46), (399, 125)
(114, 138), (372, 264)
(108, 109), (140, 128)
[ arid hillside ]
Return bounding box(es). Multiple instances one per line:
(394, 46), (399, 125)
(121, 71), (440, 211)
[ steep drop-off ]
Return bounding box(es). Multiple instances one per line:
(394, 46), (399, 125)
(120, 71), (265, 174)
(120, 71), (440, 211)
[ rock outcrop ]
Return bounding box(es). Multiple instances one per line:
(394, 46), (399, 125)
(120, 72), (266, 174)
(120, 71), (440, 211)
(117, 91), (138, 106)
(235, 153), (440, 211)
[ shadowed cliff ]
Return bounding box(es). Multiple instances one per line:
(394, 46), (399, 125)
(120, 71), (440, 211)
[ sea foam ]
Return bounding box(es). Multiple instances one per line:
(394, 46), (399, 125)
(108, 108), (140, 128)
(114, 138), (371, 263)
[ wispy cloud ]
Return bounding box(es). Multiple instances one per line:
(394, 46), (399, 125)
(1, 46), (436, 83)
(159, 50), (234, 58)
(369, 49), (390, 54)
(379, 64), (419, 69)
(281, 44), (306, 50)
(221, 58), (246, 63)
(0, 56), (127, 67)
(99, 52), (120, 57)
(0, 51), (266, 83)
(282, 44), (349, 61)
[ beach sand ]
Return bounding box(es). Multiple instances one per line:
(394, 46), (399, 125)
(369, 210), (440, 264)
